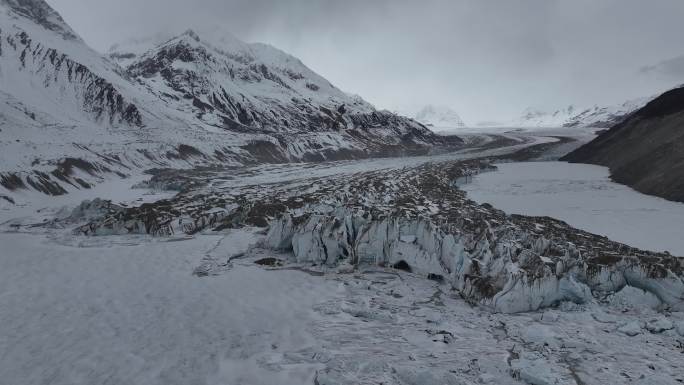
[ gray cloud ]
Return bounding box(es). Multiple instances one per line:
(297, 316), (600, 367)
(641, 55), (684, 83)
(47, 0), (684, 123)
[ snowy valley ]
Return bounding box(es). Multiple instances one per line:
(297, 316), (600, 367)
(510, 98), (651, 129)
(2, 1), (684, 385)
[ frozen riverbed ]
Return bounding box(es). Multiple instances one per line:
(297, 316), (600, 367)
(463, 161), (684, 257)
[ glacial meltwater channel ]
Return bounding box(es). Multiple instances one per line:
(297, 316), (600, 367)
(462, 161), (684, 257)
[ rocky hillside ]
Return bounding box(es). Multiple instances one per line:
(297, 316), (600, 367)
(562, 86), (684, 202)
(0, 1), (461, 199)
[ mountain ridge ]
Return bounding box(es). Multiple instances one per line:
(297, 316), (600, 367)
(512, 98), (651, 129)
(0, 1), (461, 199)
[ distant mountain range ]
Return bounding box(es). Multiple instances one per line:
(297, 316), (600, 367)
(511, 98), (652, 129)
(0, 0), (460, 197)
(412, 105), (466, 129)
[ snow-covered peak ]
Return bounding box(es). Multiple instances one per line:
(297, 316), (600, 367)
(414, 105), (466, 129)
(108, 32), (177, 68)
(110, 27), (373, 112)
(516, 106), (573, 127)
(112, 29), (314, 81)
(513, 98), (651, 129)
(113, 26), (387, 133)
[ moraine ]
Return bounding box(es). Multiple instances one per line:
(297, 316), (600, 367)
(462, 161), (684, 257)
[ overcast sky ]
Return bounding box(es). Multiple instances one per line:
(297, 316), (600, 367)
(48, 0), (684, 123)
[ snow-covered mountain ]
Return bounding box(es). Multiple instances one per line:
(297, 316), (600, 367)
(0, 0), (166, 195)
(413, 105), (466, 129)
(0, 0), (458, 198)
(113, 28), (379, 132)
(512, 98), (651, 128)
(110, 27), (456, 156)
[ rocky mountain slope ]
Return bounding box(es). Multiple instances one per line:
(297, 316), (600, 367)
(513, 98), (650, 128)
(0, 0), (459, 199)
(2, 119), (684, 384)
(562, 86), (684, 202)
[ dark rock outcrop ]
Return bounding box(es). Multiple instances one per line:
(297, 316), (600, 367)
(562, 86), (684, 202)
(0, 27), (142, 126)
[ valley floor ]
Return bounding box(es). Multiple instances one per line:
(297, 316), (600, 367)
(1, 130), (684, 385)
(463, 161), (684, 257)
(2, 231), (683, 385)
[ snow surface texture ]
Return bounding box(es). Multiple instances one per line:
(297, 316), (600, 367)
(462, 161), (684, 257)
(2, 227), (684, 384)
